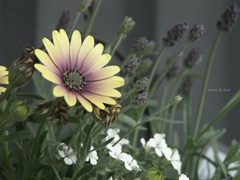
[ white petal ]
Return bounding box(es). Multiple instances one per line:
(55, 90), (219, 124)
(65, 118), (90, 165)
(64, 157), (73, 165)
(58, 150), (65, 158)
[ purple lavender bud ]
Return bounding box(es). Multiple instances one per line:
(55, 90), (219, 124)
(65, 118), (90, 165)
(217, 3), (240, 32)
(163, 22), (188, 47)
(121, 58), (141, 77)
(118, 16), (136, 35)
(131, 92), (148, 107)
(134, 77), (150, 91)
(188, 23), (206, 42)
(132, 37), (149, 53)
(56, 11), (70, 30)
(137, 58), (153, 73)
(184, 48), (202, 68)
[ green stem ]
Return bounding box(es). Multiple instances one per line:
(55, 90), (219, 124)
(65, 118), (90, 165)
(149, 42), (189, 98)
(120, 52), (135, 70)
(0, 86), (14, 103)
(119, 89), (135, 103)
(193, 31), (222, 138)
(113, 99), (175, 146)
(119, 104), (131, 115)
(110, 34), (124, 57)
(145, 47), (166, 95)
(69, 11), (81, 37)
(83, 0), (102, 38)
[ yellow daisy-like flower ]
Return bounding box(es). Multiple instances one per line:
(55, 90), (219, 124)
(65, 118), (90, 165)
(34, 29), (124, 112)
(0, 66), (9, 95)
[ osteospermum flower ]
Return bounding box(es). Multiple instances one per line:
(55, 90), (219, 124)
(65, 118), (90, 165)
(34, 29), (124, 112)
(0, 66), (9, 94)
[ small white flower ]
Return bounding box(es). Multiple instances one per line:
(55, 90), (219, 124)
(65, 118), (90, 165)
(179, 173), (189, 180)
(148, 133), (168, 157)
(86, 146), (98, 165)
(170, 149), (182, 174)
(140, 137), (152, 149)
(120, 153), (140, 171)
(108, 145), (124, 159)
(58, 143), (77, 165)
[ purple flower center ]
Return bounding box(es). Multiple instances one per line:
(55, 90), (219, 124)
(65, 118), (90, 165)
(63, 69), (86, 91)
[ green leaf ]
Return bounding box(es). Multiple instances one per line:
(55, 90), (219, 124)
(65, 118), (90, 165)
(73, 164), (94, 180)
(224, 140), (239, 165)
(119, 114), (147, 130)
(92, 138), (114, 152)
(16, 93), (45, 100)
(215, 155), (227, 179)
(0, 131), (31, 142)
(211, 168), (221, 180)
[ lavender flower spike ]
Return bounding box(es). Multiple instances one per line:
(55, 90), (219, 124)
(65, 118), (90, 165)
(188, 23), (206, 42)
(121, 58), (141, 77)
(131, 92), (148, 107)
(184, 48), (202, 68)
(163, 22), (188, 47)
(134, 77), (150, 91)
(217, 3), (240, 32)
(132, 37), (149, 53)
(118, 16), (136, 35)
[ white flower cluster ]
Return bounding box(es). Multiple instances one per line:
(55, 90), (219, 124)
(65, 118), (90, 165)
(106, 128), (140, 172)
(57, 143), (98, 166)
(141, 133), (182, 174)
(179, 173), (189, 180)
(58, 143), (77, 165)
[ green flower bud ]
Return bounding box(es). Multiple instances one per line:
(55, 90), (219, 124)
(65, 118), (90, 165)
(143, 168), (165, 180)
(118, 16), (136, 35)
(9, 47), (38, 89)
(10, 100), (34, 121)
(170, 95), (183, 105)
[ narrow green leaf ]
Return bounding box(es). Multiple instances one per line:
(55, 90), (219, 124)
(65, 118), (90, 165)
(73, 164), (94, 180)
(49, 162), (61, 180)
(92, 138), (114, 152)
(119, 114), (147, 130)
(16, 93), (45, 100)
(215, 155), (227, 178)
(0, 131), (31, 142)
(211, 168), (221, 180)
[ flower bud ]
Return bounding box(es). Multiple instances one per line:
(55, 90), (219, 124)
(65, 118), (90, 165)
(134, 77), (149, 91)
(132, 37), (149, 53)
(56, 11), (70, 30)
(188, 23), (206, 42)
(184, 48), (202, 68)
(217, 3), (240, 32)
(9, 47), (38, 88)
(131, 92), (148, 107)
(118, 16), (135, 35)
(10, 100), (34, 121)
(78, 0), (93, 12)
(121, 58), (141, 77)
(137, 58), (153, 73)
(163, 22), (188, 47)
(170, 95), (182, 105)
(143, 168), (165, 180)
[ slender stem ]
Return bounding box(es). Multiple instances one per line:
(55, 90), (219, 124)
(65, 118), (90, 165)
(119, 89), (135, 103)
(119, 105), (131, 115)
(193, 31), (222, 138)
(69, 11), (81, 37)
(110, 34), (124, 57)
(83, 0), (102, 38)
(149, 42), (189, 98)
(0, 86), (14, 103)
(113, 100), (174, 146)
(145, 47), (166, 95)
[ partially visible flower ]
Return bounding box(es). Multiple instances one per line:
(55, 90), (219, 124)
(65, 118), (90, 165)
(170, 149), (182, 175)
(143, 168), (166, 180)
(58, 143), (77, 165)
(108, 145), (125, 159)
(9, 47), (38, 88)
(118, 16), (136, 35)
(56, 11), (70, 30)
(34, 29), (124, 112)
(132, 37), (149, 53)
(184, 48), (202, 68)
(131, 92), (148, 107)
(121, 58), (141, 77)
(120, 153), (140, 171)
(163, 22), (188, 47)
(134, 77), (150, 91)
(0, 66), (8, 95)
(140, 137), (153, 152)
(188, 23), (206, 42)
(86, 146), (98, 165)
(179, 174), (189, 180)
(217, 3), (240, 32)
(106, 128), (129, 149)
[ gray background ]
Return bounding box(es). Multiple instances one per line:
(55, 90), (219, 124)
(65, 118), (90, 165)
(0, 0), (239, 146)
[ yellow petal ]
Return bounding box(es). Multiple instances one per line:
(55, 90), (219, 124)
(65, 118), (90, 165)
(43, 38), (64, 70)
(70, 30), (82, 68)
(35, 49), (60, 74)
(87, 76), (124, 88)
(76, 94), (93, 112)
(0, 76), (8, 84)
(84, 54), (111, 75)
(82, 43), (103, 75)
(0, 87), (6, 94)
(0, 66), (7, 71)
(53, 85), (67, 97)
(64, 92), (77, 106)
(86, 66), (120, 81)
(83, 92), (116, 105)
(77, 35), (94, 70)
(81, 91), (105, 110)
(86, 87), (122, 98)
(42, 70), (62, 84)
